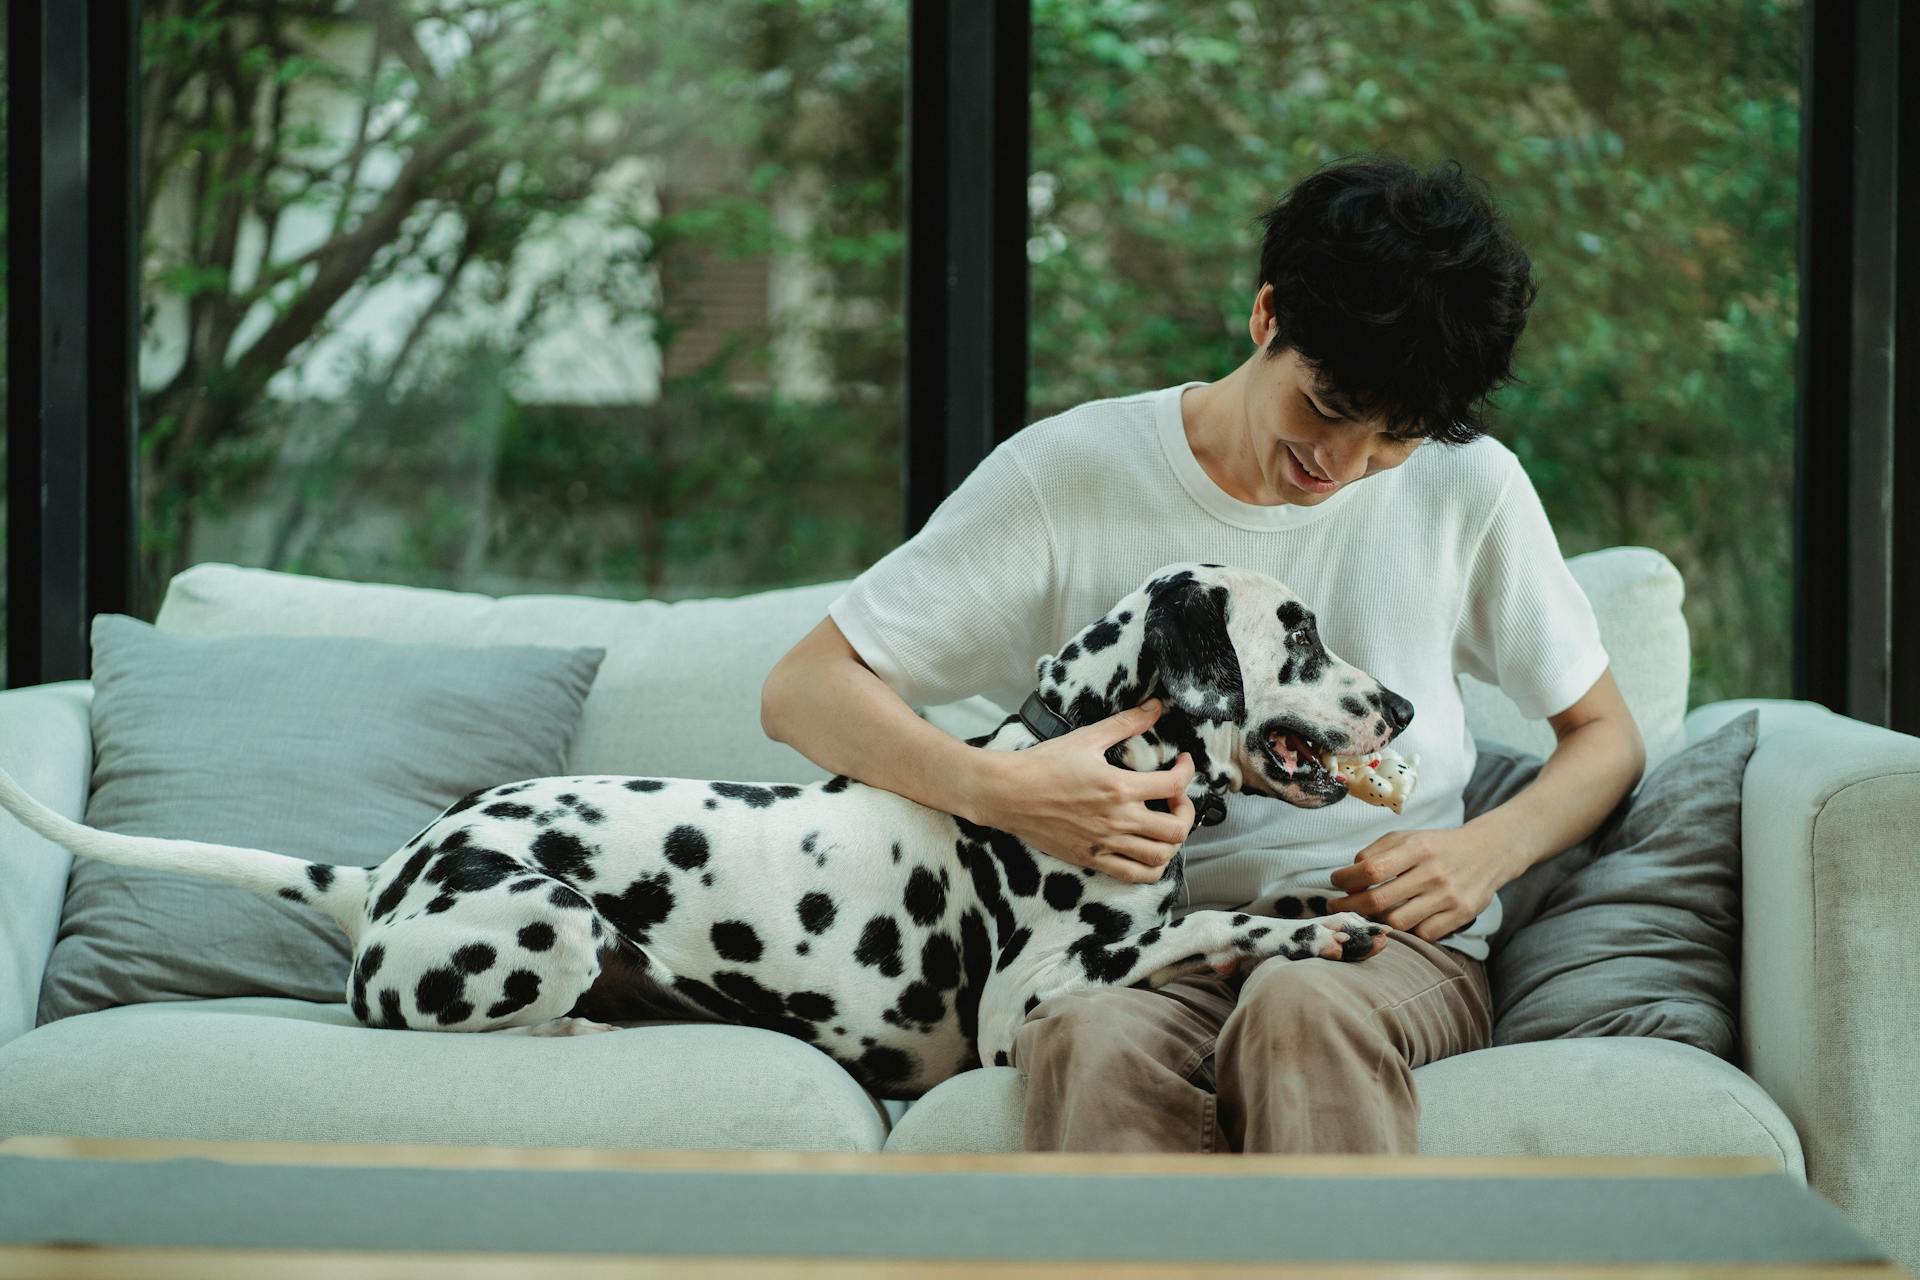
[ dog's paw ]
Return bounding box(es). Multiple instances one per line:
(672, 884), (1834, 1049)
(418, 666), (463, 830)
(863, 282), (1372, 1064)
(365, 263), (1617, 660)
(493, 1016), (621, 1037)
(1322, 912), (1389, 961)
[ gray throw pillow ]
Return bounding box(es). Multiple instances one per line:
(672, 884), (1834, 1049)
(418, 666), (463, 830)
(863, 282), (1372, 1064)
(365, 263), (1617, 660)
(37, 615), (606, 1026)
(1461, 710), (1760, 1062)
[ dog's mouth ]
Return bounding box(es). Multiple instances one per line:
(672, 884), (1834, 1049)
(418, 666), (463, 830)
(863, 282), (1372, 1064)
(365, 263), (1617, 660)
(1261, 727), (1343, 792)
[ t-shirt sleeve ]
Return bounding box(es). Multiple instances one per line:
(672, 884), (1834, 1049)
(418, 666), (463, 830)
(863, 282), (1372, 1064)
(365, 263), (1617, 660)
(828, 439), (1058, 711)
(1451, 455), (1612, 720)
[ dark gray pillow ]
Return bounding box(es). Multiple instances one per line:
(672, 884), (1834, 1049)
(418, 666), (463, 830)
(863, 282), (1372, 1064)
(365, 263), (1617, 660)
(1460, 711), (1759, 1062)
(37, 615), (606, 1025)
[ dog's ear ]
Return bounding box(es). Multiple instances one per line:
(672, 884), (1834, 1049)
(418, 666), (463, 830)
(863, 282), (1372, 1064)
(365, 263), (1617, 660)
(1143, 571), (1246, 725)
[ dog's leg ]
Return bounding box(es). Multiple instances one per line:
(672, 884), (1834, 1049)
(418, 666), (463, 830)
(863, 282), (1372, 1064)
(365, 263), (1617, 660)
(975, 910), (1387, 1067)
(492, 1017), (621, 1037)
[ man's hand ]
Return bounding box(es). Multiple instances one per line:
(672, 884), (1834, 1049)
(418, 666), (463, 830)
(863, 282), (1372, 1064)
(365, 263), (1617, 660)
(1325, 827), (1515, 944)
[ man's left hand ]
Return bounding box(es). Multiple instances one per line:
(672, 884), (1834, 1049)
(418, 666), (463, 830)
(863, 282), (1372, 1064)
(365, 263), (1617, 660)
(1326, 827), (1514, 944)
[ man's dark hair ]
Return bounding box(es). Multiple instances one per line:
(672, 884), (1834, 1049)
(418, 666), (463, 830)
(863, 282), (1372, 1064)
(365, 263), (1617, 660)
(1253, 154), (1539, 445)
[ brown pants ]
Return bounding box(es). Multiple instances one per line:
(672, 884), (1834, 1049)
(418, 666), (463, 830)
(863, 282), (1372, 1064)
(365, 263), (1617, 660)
(1010, 928), (1493, 1154)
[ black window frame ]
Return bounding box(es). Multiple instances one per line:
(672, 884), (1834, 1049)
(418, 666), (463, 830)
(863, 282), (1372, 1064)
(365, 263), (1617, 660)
(7, 1), (1915, 736)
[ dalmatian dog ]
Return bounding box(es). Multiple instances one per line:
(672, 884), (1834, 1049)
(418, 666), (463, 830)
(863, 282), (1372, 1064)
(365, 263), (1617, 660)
(0, 563), (1413, 1099)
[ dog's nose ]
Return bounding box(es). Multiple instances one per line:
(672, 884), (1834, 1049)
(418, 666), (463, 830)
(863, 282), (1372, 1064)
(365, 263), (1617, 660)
(1379, 689), (1415, 734)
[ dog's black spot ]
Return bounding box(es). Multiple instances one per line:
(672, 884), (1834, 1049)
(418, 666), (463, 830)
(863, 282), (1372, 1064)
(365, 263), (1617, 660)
(772, 785), (803, 800)
(442, 788), (490, 818)
(823, 775), (853, 793)
(436, 1000), (474, 1026)
(855, 915), (904, 977)
(664, 826), (710, 870)
(1292, 924), (1319, 946)
(1272, 895), (1305, 918)
(453, 943), (496, 974)
(954, 909), (992, 1045)
(903, 865), (947, 926)
(920, 933), (961, 989)
(1307, 895), (1329, 915)
(518, 922), (556, 952)
(1059, 641), (1080, 663)
(425, 894), (457, 913)
(1231, 913), (1250, 926)
(359, 943), (386, 981)
(509, 878), (545, 894)
(483, 802), (536, 820)
(786, 991), (836, 1021)
(486, 970), (543, 1019)
(704, 799), (717, 809)
(415, 966), (463, 1014)
(1138, 926), (1162, 946)
(1080, 617), (1123, 654)
(594, 873), (675, 941)
(993, 1050), (1010, 1066)
(701, 873), (714, 887)
(306, 864), (335, 893)
(891, 843), (902, 864)
(532, 829), (597, 882)
(1023, 994), (1041, 1015)
(1043, 872), (1084, 910)
(857, 1044), (915, 1088)
(796, 941), (810, 955)
(709, 782), (777, 808)
(886, 981), (947, 1029)
(550, 883), (592, 910)
(278, 888), (306, 904)
(624, 778), (666, 792)
(797, 892), (836, 934)
(994, 926), (1032, 972)
(1341, 695), (1369, 718)
(371, 844), (436, 921)
(711, 921), (764, 963)
(425, 848), (522, 894)
(1250, 926), (1271, 939)
(379, 988), (407, 1028)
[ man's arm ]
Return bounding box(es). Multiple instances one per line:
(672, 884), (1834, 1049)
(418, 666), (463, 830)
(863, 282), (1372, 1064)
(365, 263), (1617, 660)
(761, 615), (1004, 825)
(1460, 667), (1647, 884)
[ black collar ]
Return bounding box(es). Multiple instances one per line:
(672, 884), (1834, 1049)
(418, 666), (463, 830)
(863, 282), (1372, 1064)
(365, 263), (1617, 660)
(1016, 691), (1228, 828)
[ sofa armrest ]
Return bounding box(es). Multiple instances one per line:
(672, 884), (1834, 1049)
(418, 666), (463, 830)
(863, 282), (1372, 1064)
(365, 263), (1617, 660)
(0, 681), (93, 1050)
(1683, 697), (1920, 1268)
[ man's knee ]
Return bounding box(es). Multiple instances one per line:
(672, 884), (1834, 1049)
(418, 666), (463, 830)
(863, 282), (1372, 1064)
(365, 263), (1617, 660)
(1219, 958), (1378, 1056)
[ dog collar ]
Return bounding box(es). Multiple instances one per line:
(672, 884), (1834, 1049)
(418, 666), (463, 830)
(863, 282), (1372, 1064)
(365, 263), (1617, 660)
(1016, 691), (1228, 829)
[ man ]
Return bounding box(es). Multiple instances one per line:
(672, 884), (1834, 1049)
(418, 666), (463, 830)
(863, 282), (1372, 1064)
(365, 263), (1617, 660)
(760, 153), (1645, 1153)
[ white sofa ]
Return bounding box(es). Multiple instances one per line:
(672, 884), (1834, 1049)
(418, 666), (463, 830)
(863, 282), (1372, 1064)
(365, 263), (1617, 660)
(1, 552), (1915, 1269)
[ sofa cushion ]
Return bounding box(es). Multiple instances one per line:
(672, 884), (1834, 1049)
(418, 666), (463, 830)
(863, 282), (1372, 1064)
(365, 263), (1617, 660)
(157, 546), (1688, 788)
(155, 562), (845, 786)
(1457, 545), (1688, 773)
(1487, 710), (1758, 1062)
(0, 997), (888, 1151)
(880, 1041), (1802, 1178)
(36, 616), (603, 1025)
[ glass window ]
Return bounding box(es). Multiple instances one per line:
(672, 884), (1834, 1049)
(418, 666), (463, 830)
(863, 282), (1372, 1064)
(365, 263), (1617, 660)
(137, 0), (906, 612)
(1, 16), (9, 684)
(1029, 1), (1802, 709)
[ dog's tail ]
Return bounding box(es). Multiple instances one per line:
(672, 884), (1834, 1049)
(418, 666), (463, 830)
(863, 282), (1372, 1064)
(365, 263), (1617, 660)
(0, 765), (372, 939)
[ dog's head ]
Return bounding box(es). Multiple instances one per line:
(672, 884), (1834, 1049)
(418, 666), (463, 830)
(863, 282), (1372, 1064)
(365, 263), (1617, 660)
(1032, 562), (1413, 810)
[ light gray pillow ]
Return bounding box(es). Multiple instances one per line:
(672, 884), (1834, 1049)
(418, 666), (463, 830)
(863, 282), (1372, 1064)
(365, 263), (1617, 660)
(37, 615), (606, 1026)
(1461, 711), (1759, 1062)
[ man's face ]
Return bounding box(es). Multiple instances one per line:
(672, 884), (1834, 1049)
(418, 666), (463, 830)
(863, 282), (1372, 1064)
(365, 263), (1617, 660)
(1241, 285), (1425, 501)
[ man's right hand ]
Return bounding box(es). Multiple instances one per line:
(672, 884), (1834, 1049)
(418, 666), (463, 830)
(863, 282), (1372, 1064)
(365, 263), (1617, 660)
(969, 698), (1198, 884)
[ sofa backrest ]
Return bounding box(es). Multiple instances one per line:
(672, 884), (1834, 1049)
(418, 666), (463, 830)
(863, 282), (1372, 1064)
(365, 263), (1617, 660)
(153, 545), (1688, 786)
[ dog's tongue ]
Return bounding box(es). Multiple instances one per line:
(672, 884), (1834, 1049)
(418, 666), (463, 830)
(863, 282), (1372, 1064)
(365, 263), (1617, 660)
(1268, 731), (1304, 774)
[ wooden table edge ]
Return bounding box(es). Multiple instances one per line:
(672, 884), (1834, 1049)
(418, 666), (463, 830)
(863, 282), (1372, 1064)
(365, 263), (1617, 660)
(0, 1245), (1903, 1280)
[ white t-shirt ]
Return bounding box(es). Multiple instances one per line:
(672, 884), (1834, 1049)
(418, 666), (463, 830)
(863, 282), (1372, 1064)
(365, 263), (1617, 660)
(828, 381), (1612, 962)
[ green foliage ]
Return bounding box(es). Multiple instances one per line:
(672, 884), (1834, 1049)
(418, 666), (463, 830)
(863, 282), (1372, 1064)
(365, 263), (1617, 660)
(133, 0), (1798, 709)
(1025, 0), (1801, 707)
